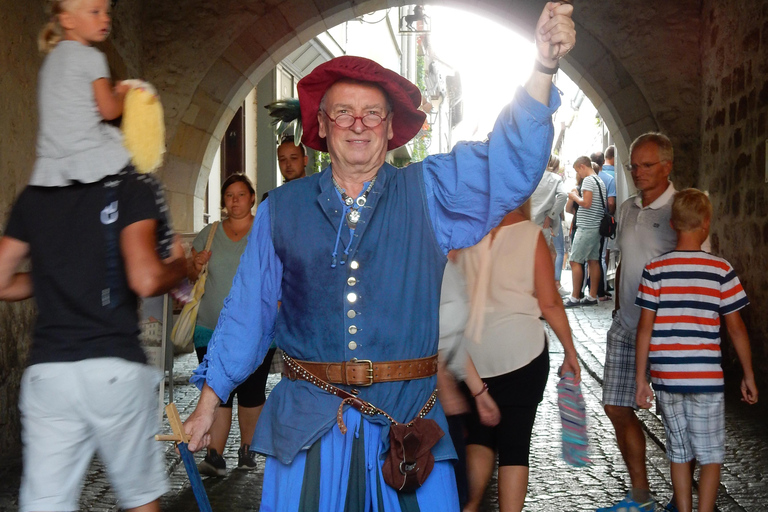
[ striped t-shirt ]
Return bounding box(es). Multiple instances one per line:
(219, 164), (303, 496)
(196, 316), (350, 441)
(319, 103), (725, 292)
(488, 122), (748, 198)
(635, 250), (749, 393)
(575, 175), (607, 229)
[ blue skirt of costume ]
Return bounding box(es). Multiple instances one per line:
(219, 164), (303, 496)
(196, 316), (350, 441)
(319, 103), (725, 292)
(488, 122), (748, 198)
(260, 408), (460, 512)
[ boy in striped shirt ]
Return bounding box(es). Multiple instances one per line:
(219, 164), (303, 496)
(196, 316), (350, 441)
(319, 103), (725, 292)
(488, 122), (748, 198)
(634, 188), (758, 512)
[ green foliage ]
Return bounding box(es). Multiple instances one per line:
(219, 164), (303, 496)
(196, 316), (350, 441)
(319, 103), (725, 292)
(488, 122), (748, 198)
(411, 52), (431, 163)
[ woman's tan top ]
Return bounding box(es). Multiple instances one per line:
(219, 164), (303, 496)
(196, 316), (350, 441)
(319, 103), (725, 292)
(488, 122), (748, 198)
(460, 220), (546, 378)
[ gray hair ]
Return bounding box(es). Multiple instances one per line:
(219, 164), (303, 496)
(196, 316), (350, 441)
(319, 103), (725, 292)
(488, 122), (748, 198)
(630, 132), (673, 163)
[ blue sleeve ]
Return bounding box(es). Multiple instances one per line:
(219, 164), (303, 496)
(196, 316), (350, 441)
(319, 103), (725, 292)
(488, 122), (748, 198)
(607, 174), (617, 198)
(190, 199), (282, 401)
(422, 85), (560, 253)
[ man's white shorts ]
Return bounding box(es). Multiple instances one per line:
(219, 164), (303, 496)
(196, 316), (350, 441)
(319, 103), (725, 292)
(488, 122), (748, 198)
(19, 358), (168, 512)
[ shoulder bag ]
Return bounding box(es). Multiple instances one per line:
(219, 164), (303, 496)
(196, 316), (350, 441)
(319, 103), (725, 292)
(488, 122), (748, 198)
(171, 222), (219, 350)
(594, 177), (616, 239)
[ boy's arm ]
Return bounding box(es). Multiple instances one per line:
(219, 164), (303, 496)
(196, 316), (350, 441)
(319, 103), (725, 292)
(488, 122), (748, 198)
(93, 78), (130, 120)
(635, 307), (656, 409)
(723, 311), (759, 404)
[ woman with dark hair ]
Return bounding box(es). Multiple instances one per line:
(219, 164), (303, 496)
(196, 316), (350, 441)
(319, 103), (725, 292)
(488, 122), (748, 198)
(189, 174), (276, 476)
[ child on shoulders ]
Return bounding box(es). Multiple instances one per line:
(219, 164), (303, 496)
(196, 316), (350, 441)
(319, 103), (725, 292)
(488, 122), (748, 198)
(634, 188), (758, 512)
(33, 0), (132, 187)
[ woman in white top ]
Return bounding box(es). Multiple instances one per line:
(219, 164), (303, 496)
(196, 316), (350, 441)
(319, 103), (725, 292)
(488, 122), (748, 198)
(458, 201), (581, 512)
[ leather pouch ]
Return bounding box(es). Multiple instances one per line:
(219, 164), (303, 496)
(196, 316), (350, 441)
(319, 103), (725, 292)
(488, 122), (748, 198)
(381, 418), (444, 493)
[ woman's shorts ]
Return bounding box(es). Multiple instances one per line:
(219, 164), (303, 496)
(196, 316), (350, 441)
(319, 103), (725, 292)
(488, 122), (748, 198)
(463, 346), (549, 467)
(196, 345), (276, 408)
(657, 390), (725, 465)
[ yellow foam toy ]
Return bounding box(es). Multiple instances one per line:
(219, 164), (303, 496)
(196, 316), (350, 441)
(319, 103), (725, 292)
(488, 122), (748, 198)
(121, 84), (165, 173)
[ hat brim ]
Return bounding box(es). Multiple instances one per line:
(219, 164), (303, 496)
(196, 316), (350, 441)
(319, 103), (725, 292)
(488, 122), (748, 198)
(297, 56), (427, 152)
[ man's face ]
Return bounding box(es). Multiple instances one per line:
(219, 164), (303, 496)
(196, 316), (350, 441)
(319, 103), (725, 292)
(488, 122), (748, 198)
(277, 143), (307, 182)
(573, 163), (589, 178)
(630, 142), (672, 193)
(317, 81), (394, 172)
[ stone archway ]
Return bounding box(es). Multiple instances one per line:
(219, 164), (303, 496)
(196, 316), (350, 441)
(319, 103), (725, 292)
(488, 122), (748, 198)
(145, 0), (700, 232)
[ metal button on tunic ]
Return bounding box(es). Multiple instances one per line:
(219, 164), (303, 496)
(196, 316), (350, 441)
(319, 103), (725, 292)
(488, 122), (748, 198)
(348, 341), (357, 350)
(348, 325), (358, 334)
(347, 309), (356, 318)
(347, 277), (357, 286)
(350, 261), (359, 270)
(347, 292), (357, 303)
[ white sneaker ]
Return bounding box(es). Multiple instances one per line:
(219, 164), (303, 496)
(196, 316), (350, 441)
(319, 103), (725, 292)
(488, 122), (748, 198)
(557, 286), (569, 297)
(581, 296), (598, 306)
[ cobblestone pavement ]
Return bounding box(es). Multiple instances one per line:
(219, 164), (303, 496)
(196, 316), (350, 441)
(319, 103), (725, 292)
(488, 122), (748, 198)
(0, 298), (765, 511)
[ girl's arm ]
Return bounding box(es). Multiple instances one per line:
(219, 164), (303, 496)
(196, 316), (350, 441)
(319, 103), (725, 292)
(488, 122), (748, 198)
(533, 232), (581, 382)
(93, 78), (130, 120)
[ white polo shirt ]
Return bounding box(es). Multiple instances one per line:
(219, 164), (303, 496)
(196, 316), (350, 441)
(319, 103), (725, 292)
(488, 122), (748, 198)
(616, 181), (677, 332)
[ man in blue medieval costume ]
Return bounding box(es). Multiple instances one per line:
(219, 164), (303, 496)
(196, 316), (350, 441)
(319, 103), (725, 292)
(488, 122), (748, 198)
(184, 2), (575, 509)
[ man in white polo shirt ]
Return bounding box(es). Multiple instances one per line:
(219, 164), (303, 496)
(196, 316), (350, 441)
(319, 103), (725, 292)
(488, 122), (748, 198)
(597, 132), (678, 512)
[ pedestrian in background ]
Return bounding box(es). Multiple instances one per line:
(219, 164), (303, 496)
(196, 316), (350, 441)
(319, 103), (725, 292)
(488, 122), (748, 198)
(563, 156), (606, 307)
(190, 174), (275, 476)
(530, 155), (568, 295)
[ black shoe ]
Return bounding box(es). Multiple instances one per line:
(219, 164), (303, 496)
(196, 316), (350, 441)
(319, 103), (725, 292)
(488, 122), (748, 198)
(198, 449), (227, 477)
(237, 444), (258, 470)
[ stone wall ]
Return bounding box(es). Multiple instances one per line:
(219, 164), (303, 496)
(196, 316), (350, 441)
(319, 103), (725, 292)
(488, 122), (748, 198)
(0, 0), (143, 458)
(0, 0), (45, 459)
(699, 0), (768, 378)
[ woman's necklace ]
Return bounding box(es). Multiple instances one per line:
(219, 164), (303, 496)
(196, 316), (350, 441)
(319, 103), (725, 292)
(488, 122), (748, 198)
(332, 176), (377, 228)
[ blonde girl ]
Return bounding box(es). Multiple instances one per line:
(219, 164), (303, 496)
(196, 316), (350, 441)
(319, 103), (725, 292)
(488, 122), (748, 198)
(32, 0), (132, 186)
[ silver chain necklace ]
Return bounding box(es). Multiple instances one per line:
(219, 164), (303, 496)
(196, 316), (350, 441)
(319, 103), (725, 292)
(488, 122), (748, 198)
(332, 175), (377, 228)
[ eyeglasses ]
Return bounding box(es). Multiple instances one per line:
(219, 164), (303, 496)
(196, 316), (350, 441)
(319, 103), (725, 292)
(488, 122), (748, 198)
(322, 109), (387, 128)
(627, 160), (666, 172)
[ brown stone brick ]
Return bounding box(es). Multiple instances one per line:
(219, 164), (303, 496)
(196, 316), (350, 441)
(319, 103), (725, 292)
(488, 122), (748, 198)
(715, 108), (726, 127)
(743, 28), (760, 52)
(732, 65), (745, 94)
(737, 97), (748, 121)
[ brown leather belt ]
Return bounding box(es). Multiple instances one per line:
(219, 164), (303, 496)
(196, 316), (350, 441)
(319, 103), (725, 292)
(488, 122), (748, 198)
(283, 354), (438, 387)
(282, 353), (439, 434)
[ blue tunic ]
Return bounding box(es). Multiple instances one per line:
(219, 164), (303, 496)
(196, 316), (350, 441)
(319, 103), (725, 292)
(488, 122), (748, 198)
(191, 85), (560, 466)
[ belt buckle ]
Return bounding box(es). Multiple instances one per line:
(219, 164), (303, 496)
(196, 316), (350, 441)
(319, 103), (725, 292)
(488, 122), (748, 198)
(350, 358), (374, 386)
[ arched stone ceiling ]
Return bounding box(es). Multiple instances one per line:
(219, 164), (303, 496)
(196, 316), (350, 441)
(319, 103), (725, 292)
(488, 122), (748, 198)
(140, 0), (701, 230)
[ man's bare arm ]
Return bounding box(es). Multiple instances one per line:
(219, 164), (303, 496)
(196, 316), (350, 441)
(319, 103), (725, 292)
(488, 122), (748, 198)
(0, 237), (32, 301)
(121, 219), (187, 298)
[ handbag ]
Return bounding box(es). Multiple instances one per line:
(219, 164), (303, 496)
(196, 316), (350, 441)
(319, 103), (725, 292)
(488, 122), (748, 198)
(594, 176), (616, 239)
(170, 222), (219, 349)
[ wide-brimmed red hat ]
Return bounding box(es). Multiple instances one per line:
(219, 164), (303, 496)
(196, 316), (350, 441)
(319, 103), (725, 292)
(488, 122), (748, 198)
(297, 56), (426, 152)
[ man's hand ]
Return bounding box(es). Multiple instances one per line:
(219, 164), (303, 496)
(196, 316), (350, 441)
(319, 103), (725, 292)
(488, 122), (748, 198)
(535, 2), (576, 67)
(183, 384), (220, 452)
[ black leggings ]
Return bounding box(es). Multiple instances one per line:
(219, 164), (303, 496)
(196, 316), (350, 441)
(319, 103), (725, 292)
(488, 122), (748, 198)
(195, 346), (277, 408)
(463, 345), (549, 467)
